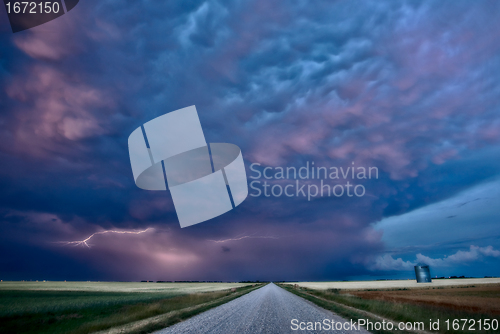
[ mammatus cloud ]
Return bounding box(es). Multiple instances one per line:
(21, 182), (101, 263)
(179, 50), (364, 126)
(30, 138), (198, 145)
(1, 0), (500, 280)
(372, 245), (500, 271)
(5, 66), (114, 157)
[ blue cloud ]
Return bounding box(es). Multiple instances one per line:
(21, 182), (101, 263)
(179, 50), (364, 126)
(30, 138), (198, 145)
(1, 0), (500, 280)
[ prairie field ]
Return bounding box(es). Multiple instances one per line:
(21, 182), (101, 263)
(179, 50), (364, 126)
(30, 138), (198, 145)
(280, 280), (500, 333)
(285, 277), (500, 290)
(0, 281), (248, 293)
(350, 284), (500, 316)
(0, 281), (258, 334)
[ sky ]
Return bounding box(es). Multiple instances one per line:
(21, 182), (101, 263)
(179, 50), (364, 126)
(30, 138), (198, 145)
(0, 0), (500, 282)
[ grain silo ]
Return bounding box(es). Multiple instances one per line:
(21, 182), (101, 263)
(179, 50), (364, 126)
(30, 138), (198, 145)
(414, 265), (432, 283)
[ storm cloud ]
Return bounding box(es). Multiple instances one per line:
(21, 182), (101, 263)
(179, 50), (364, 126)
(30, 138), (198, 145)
(1, 0), (500, 281)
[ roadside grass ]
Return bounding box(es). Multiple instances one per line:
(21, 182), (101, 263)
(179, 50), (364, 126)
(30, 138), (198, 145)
(0, 283), (262, 334)
(278, 284), (498, 334)
(278, 284), (402, 334)
(117, 284), (265, 334)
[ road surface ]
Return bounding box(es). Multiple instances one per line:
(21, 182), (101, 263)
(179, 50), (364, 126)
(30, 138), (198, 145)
(154, 283), (369, 334)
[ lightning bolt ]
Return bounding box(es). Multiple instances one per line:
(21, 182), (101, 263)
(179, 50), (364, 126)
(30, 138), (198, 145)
(208, 232), (280, 243)
(58, 228), (153, 248)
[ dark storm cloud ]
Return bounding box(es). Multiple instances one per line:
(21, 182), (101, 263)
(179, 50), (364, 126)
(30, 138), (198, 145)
(1, 0), (500, 280)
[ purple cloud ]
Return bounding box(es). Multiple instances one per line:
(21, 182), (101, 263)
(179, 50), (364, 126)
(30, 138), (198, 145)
(1, 0), (500, 280)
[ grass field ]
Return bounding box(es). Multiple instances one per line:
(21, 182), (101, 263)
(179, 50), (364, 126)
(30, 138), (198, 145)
(284, 278), (500, 290)
(350, 284), (500, 316)
(279, 282), (500, 334)
(0, 281), (248, 293)
(0, 281), (260, 334)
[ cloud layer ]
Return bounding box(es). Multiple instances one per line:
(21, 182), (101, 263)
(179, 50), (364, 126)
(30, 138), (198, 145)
(373, 245), (500, 271)
(1, 0), (500, 280)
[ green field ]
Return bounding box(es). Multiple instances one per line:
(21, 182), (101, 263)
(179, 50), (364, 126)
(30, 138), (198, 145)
(0, 281), (259, 334)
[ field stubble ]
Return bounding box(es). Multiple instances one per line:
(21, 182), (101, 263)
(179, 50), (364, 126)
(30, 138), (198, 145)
(0, 281), (259, 334)
(279, 281), (500, 334)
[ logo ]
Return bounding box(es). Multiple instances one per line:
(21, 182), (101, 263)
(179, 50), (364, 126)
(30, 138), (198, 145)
(128, 106), (248, 228)
(3, 0), (79, 33)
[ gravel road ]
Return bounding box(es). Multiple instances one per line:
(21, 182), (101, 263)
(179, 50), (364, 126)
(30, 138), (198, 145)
(154, 283), (369, 334)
